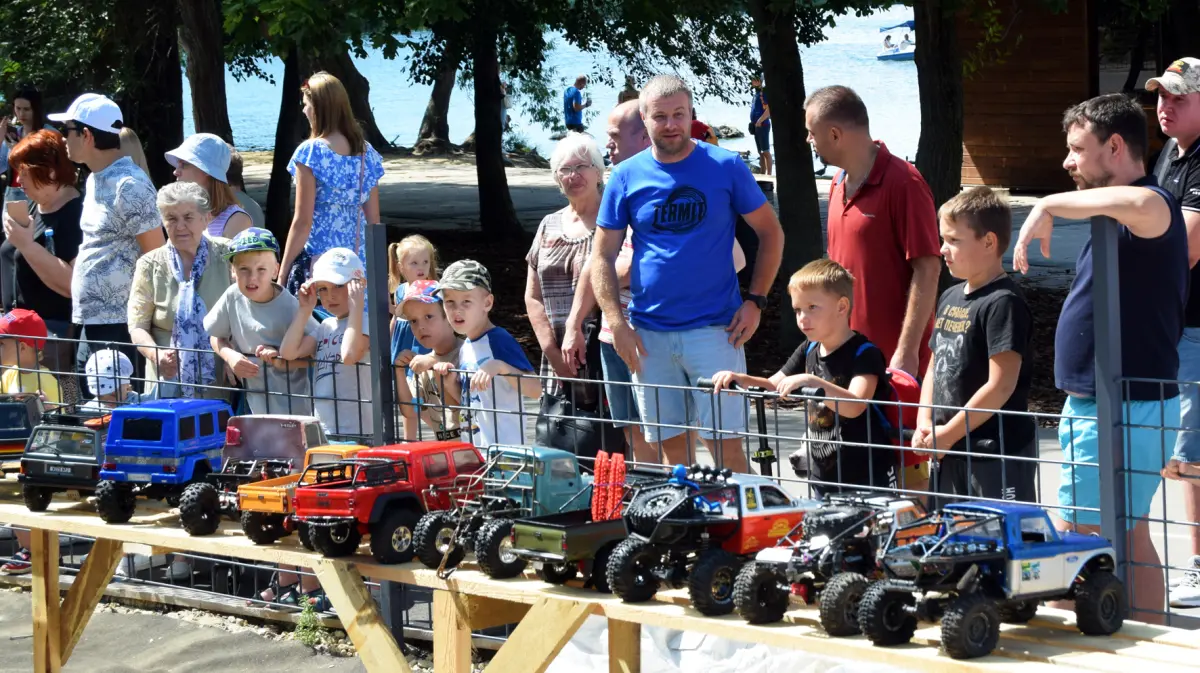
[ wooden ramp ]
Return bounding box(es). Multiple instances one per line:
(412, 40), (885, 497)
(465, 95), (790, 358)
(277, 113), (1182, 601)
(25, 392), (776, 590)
(0, 499), (1197, 673)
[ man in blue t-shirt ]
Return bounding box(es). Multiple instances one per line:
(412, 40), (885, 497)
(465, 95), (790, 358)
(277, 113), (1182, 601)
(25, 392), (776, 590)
(592, 74), (784, 473)
(1013, 93), (1188, 623)
(750, 77), (772, 176)
(563, 75), (591, 133)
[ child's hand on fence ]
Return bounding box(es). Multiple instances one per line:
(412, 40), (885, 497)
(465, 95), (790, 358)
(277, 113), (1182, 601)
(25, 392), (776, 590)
(157, 348), (179, 379)
(409, 354), (437, 375)
(297, 281), (319, 313)
(395, 349), (415, 367)
(471, 360), (505, 392)
(709, 370), (739, 392)
(911, 425), (934, 453)
(776, 374), (815, 397)
(432, 361), (455, 378)
(229, 353), (261, 378)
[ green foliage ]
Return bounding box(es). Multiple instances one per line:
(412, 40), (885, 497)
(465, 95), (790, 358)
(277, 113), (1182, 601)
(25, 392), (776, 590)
(293, 599), (326, 647)
(0, 1), (126, 101)
(502, 128), (535, 154)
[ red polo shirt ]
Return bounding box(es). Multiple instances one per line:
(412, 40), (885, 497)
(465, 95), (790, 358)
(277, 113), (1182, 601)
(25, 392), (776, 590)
(827, 142), (940, 376)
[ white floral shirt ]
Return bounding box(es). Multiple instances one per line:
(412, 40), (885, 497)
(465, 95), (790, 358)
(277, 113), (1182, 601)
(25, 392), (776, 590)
(72, 156), (160, 324)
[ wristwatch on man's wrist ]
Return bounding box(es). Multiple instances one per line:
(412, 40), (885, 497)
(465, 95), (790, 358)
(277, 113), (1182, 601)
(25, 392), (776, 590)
(746, 293), (767, 310)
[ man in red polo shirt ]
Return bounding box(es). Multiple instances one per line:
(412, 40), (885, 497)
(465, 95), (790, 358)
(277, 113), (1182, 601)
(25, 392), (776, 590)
(805, 85), (941, 378)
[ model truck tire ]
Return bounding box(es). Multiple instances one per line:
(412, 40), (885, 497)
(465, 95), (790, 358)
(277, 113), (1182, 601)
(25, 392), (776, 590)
(309, 522), (362, 557)
(626, 486), (695, 537)
(414, 512), (464, 570)
(535, 561), (578, 584)
(1073, 570), (1126, 636)
(179, 482), (221, 536)
(370, 507), (422, 564)
(689, 549), (739, 616)
(297, 522), (316, 551)
(608, 538), (660, 603)
(21, 485), (52, 512)
(588, 544), (615, 594)
(819, 572), (869, 636)
(998, 600), (1038, 624)
(95, 481), (136, 523)
(240, 510), (286, 545)
(476, 520), (528, 579)
(802, 505), (875, 541)
(940, 592), (1001, 659)
(858, 583), (917, 646)
(733, 563), (790, 624)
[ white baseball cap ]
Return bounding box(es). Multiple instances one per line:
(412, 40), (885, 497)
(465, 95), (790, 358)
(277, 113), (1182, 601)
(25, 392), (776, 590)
(85, 349), (134, 397)
(47, 93), (123, 133)
(311, 247), (365, 285)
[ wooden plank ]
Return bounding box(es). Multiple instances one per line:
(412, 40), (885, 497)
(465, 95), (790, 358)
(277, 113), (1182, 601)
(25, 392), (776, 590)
(464, 594), (531, 630)
(58, 537), (122, 663)
(433, 589), (473, 673)
(1029, 607), (1200, 650)
(30, 529), (62, 673)
(608, 618), (641, 673)
(311, 559), (411, 673)
(486, 598), (591, 673)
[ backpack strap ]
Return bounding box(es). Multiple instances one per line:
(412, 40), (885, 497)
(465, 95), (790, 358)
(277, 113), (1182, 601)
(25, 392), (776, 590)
(806, 341), (818, 356)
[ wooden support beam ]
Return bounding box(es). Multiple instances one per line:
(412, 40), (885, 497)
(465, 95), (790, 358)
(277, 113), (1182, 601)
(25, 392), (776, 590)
(434, 589), (474, 673)
(58, 538), (122, 663)
(608, 618), (641, 673)
(311, 559), (411, 673)
(30, 529), (62, 673)
(464, 594), (531, 630)
(486, 598), (591, 673)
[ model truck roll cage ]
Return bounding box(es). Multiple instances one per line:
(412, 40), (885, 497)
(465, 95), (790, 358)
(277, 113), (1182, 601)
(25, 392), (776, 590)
(303, 457), (410, 489)
(630, 479), (743, 546)
(773, 493), (906, 556)
(879, 511), (1005, 581)
(442, 451), (540, 519)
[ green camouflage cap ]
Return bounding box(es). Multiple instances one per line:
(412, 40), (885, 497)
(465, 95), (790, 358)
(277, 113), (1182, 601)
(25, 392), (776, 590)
(436, 259), (492, 294)
(224, 227), (279, 260)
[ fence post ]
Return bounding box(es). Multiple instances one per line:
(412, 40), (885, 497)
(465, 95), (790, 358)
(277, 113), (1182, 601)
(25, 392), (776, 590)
(1092, 215), (1127, 580)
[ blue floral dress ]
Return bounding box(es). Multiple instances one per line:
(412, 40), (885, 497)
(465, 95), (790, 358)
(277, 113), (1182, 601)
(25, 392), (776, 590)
(287, 139), (385, 266)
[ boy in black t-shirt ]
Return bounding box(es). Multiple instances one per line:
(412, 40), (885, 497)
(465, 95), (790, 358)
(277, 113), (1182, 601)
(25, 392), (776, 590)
(917, 186), (1036, 503)
(713, 259), (897, 495)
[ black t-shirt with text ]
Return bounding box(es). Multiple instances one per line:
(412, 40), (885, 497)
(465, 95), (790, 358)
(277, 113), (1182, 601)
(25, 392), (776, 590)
(929, 276), (1035, 456)
(781, 332), (896, 492)
(0, 196), (84, 322)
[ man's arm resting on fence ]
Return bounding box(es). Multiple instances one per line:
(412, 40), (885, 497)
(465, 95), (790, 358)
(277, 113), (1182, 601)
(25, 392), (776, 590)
(1037, 187), (1171, 239)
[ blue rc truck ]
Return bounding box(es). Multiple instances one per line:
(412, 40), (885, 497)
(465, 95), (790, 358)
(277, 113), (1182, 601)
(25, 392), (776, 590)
(860, 501), (1126, 659)
(94, 399), (233, 523)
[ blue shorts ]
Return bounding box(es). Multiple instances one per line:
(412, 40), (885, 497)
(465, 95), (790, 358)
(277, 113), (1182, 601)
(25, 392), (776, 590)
(600, 342), (641, 426)
(1175, 327), (1200, 463)
(631, 326), (747, 443)
(753, 125), (771, 153)
(1057, 395), (1179, 528)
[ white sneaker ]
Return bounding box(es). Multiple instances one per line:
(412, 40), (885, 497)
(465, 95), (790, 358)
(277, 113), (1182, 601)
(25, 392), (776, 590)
(164, 559), (193, 581)
(1168, 555), (1200, 607)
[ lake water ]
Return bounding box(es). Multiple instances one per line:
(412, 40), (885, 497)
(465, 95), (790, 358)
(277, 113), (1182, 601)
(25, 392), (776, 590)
(182, 6), (919, 160)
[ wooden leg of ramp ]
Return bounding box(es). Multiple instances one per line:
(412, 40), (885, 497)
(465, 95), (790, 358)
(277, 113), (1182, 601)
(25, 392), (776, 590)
(608, 618), (641, 673)
(434, 589), (473, 673)
(312, 559), (412, 673)
(30, 529), (62, 673)
(58, 538), (122, 663)
(485, 598), (591, 673)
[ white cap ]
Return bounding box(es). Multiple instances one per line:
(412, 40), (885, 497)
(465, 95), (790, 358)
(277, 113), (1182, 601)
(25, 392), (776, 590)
(85, 349), (134, 397)
(47, 93), (123, 133)
(165, 133), (231, 183)
(311, 247), (365, 285)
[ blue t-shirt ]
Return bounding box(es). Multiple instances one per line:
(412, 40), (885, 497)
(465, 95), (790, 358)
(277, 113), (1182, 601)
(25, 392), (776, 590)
(750, 89), (769, 129)
(459, 326), (534, 448)
(564, 86), (583, 126)
(390, 283), (433, 364)
(598, 142), (767, 331)
(1054, 176), (1187, 401)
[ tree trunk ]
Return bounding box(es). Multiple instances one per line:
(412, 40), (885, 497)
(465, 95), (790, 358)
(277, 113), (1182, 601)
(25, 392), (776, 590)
(311, 49), (390, 150)
(266, 48), (305, 241)
(914, 0), (964, 210)
(472, 26), (522, 239)
(750, 0), (822, 350)
(177, 0), (233, 143)
(1122, 22), (1149, 93)
(1160, 2), (1200, 68)
(118, 0), (184, 188)
(415, 36), (461, 155)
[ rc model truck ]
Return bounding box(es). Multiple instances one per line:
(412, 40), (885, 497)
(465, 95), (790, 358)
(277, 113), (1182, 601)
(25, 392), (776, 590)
(860, 502), (1126, 659)
(95, 399), (233, 523)
(733, 492), (929, 635)
(607, 467), (821, 616)
(177, 415), (326, 536)
(237, 443), (367, 547)
(293, 441), (483, 563)
(0, 393), (43, 460)
(19, 412), (110, 511)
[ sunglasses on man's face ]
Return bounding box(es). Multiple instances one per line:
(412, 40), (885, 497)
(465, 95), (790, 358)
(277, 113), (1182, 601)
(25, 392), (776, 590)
(60, 124), (83, 137)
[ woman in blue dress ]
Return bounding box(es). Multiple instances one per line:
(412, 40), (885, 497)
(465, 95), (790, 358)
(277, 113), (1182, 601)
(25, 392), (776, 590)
(277, 72), (385, 292)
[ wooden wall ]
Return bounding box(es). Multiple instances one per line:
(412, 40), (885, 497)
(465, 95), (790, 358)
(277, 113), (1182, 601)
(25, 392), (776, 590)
(959, 0), (1092, 192)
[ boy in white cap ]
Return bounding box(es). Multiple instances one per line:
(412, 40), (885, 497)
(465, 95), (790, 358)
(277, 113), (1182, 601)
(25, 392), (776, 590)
(80, 349), (139, 412)
(281, 247), (371, 436)
(48, 93), (164, 387)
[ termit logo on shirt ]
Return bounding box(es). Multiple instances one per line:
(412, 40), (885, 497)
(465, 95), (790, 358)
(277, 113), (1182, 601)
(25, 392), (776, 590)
(651, 186), (708, 233)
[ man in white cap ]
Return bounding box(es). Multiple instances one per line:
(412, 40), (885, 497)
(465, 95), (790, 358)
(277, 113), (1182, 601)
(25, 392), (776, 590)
(48, 94), (164, 390)
(1147, 58), (1200, 607)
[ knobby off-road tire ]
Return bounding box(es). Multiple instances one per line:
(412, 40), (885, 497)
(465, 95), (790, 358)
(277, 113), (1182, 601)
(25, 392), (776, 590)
(535, 561), (578, 584)
(21, 485), (52, 512)
(476, 520), (527, 579)
(607, 538), (660, 603)
(941, 592), (1001, 660)
(733, 562), (790, 624)
(998, 600), (1039, 624)
(626, 486), (695, 537)
(819, 572), (870, 637)
(370, 507), (423, 564)
(413, 512), (463, 570)
(858, 583), (917, 646)
(297, 522), (316, 551)
(688, 549), (740, 616)
(95, 480), (136, 523)
(309, 521), (363, 557)
(589, 544), (615, 594)
(240, 510), (286, 545)
(178, 482), (222, 536)
(1074, 570), (1127, 636)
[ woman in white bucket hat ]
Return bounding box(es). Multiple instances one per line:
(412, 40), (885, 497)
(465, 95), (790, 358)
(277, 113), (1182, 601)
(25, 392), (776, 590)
(165, 133), (252, 239)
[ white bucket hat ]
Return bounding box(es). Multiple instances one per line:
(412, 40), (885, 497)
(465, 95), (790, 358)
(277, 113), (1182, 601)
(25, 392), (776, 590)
(165, 133), (232, 183)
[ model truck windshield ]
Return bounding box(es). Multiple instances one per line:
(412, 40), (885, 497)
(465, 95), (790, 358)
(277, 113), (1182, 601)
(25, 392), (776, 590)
(29, 429), (95, 457)
(121, 418), (164, 442)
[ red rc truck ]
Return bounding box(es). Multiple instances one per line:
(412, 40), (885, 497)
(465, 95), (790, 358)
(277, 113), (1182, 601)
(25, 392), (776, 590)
(292, 441), (483, 563)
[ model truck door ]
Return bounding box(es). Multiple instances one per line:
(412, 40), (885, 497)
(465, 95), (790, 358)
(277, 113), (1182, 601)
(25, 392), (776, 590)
(1009, 513), (1064, 596)
(733, 484), (805, 555)
(421, 452), (457, 507)
(543, 456), (581, 513)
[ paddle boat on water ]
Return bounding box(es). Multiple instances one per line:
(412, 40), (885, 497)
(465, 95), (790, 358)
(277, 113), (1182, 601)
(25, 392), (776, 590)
(878, 20), (916, 61)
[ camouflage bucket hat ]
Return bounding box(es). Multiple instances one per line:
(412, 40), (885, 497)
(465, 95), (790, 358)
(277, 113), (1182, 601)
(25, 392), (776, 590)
(436, 259), (492, 294)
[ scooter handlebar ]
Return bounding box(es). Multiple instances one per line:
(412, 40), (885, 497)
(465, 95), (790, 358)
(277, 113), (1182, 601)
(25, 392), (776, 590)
(695, 377), (824, 399)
